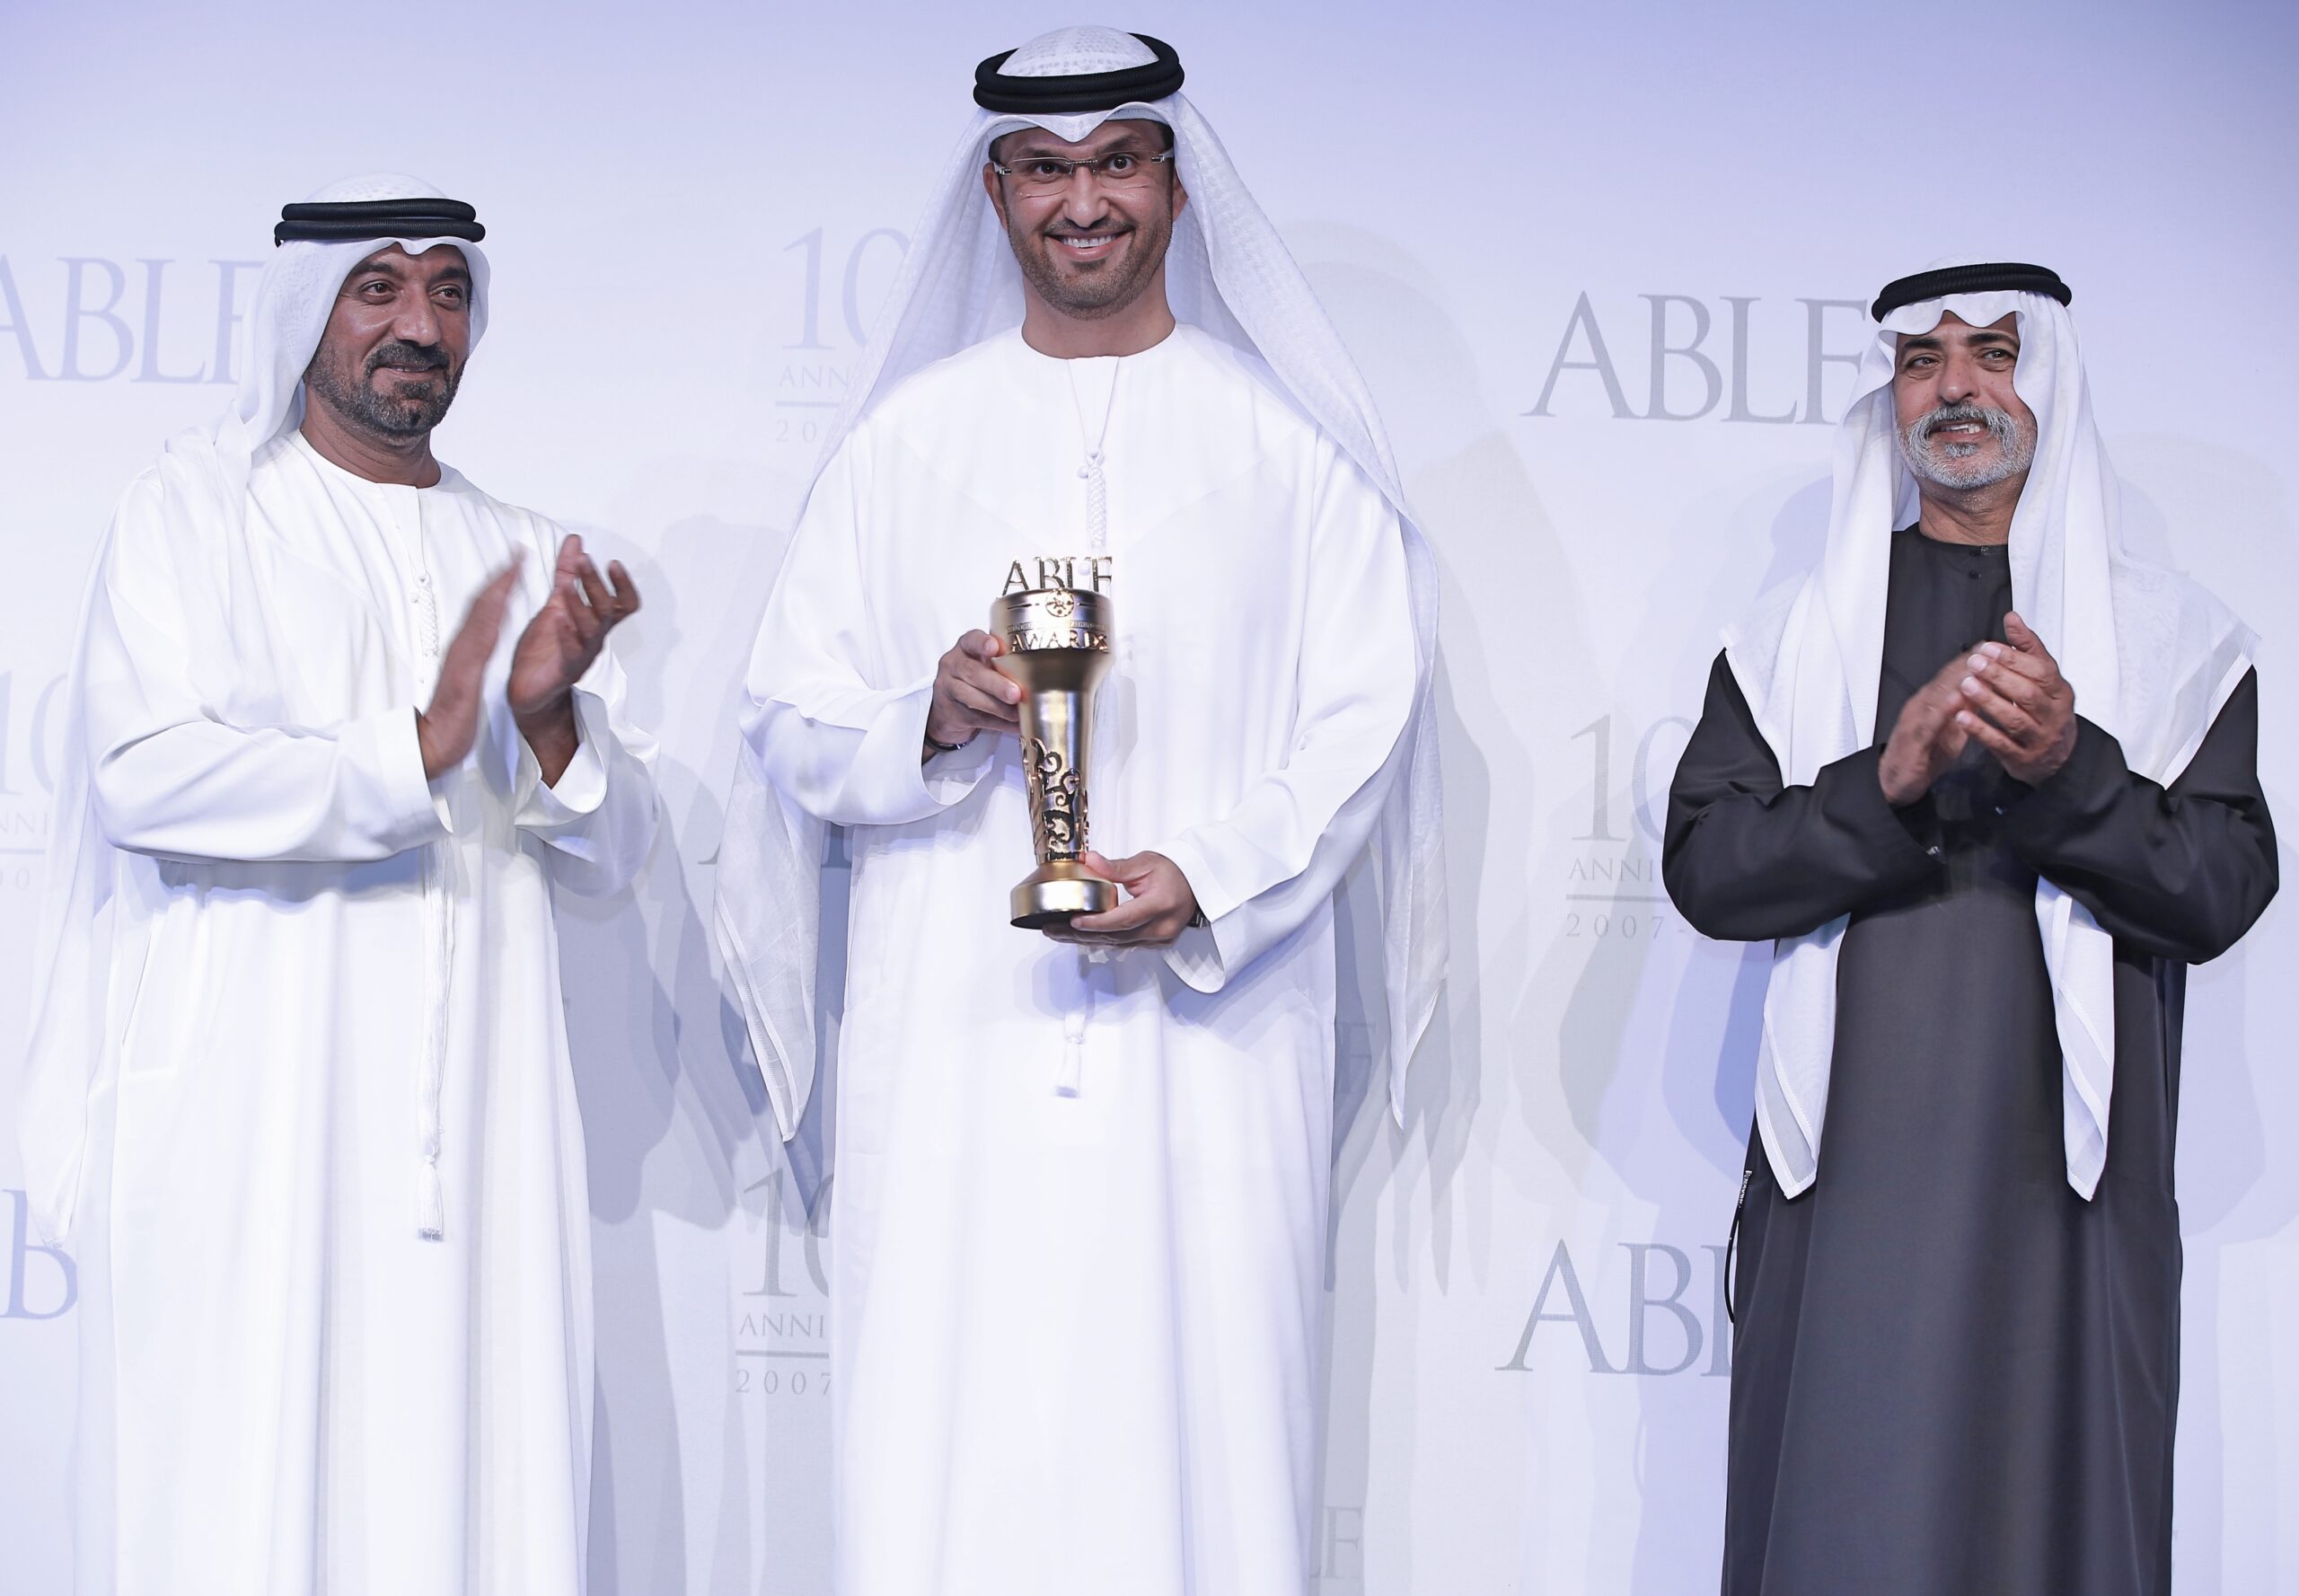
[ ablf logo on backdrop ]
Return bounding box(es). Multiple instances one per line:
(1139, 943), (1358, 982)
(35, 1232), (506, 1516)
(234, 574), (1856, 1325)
(1527, 290), (1868, 424)
(0, 252), (262, 385)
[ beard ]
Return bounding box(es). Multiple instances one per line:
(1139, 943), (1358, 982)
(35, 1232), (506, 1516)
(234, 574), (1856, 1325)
(304, 339), (462, 438)
(1005, 201), (1175, 322)
(1897, 401), (2036, 489)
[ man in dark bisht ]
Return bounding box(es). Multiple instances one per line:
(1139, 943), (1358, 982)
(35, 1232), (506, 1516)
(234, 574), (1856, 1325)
(1663, 260), (2276, 1596)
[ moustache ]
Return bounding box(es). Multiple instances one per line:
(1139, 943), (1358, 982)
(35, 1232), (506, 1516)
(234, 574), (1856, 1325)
(1916, 402), (2018, 445)
(366, 342), (450, 376)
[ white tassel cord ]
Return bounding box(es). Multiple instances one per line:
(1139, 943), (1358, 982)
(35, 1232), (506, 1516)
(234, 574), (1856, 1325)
(406, 514), (453, 1239)
(1064, 360), (1120, 553)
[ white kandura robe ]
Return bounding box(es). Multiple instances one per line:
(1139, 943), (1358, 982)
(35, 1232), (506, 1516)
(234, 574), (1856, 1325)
(744, 324), (1417, 1596)
(70, 428), (657, 1596)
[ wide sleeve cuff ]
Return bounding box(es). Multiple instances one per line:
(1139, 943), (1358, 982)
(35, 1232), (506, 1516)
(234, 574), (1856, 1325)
(1150, 829), (1241, 922)
(859, 675), (997, 817)
(515, 688), (612, 831)
(1155, 832), (1239, 994)
(360, 705), (455, 843)
(1161, 922), (1227, 993)
(1996, 719), (2126, 850)
(1818, 744), (1947, 876)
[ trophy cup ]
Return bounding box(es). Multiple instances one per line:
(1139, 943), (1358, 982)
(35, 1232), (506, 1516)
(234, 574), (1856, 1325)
(991, 586), (1117, 929)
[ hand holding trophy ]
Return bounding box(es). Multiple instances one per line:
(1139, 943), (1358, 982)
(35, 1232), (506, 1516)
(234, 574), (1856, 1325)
(990, 586), (1118, 929)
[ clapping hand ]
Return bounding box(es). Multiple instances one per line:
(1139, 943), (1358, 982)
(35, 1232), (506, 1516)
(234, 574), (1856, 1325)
(508, 534), (641, 783)
(418, 559), (524, 780)
(1953, 612), (2077, 786)
(1877, 653), (1978, 807)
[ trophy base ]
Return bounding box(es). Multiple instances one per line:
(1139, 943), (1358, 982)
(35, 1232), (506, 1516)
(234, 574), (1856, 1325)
(1010, 860), (1120, 930)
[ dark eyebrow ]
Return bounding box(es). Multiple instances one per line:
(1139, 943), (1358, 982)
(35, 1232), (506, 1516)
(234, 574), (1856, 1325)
(1002, 134), (1163, 161)
(347, 254), (469, 285)
(1899, 325), (2021, 355)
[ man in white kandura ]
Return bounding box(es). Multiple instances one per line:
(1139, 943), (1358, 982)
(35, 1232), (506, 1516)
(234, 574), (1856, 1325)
(717, 27), (1445, 1595)
(18, 176), (658, 1594)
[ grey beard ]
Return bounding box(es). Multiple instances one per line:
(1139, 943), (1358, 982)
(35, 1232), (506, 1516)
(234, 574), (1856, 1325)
(304, 344), (461, 438)
(1897, 401), (2035, 489)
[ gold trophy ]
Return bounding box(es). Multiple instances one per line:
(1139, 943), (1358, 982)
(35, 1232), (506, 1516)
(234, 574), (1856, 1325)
(991, 586), (1117, 929)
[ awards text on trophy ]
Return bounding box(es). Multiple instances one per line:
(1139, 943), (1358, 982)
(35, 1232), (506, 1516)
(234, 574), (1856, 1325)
(991, 586), (1116, 929)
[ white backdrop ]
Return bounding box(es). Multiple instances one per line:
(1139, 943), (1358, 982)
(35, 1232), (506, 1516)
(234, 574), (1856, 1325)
(4, 2), (2296, 1592)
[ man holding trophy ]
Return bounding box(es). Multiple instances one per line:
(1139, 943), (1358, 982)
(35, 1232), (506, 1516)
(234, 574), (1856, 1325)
(719, 26), (1442, 1595)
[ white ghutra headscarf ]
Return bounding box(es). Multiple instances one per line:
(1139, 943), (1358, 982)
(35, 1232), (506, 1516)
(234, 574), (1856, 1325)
(714, 26), (1448, 1140)
(1723, 265), (2254, 1202)
(16, 174), (491, 1243)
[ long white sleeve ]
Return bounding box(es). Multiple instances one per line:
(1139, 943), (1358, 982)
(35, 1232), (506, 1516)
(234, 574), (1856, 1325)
(1156, 456), (1418, 992)
(743, 436), (992, 828)
(80, 481), (446, 865)
(512, 671), (660, 896)
(503, 507), (661, 895)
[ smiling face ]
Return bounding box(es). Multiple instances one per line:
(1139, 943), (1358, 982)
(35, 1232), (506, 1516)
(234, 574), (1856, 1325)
(1891, 311), (2037, 491)
(302, 243), (472, 440)
(982, 119), (1186, 323)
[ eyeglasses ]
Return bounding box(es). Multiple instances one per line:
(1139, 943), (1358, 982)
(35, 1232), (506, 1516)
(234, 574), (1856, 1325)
(990, 150), (1176, 190)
